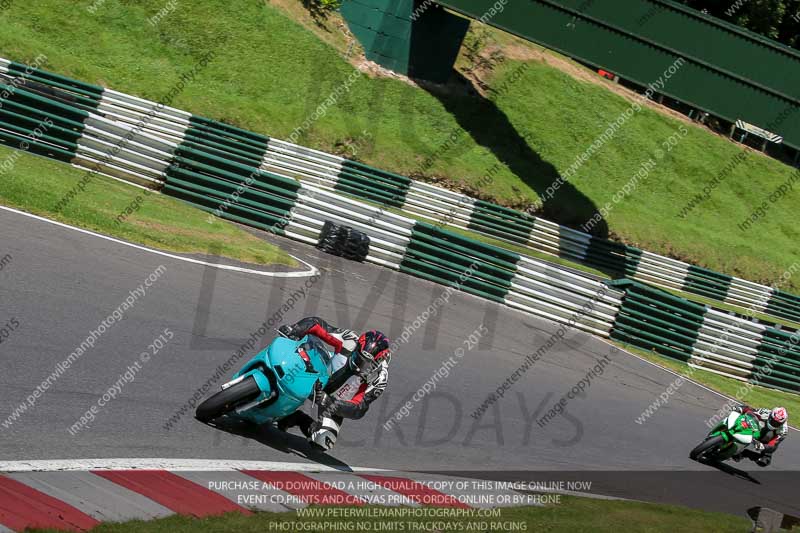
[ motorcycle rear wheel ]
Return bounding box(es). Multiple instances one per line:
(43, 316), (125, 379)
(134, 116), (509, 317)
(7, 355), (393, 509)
(195, 376), (261, 423)
(690, 435), (726, 462)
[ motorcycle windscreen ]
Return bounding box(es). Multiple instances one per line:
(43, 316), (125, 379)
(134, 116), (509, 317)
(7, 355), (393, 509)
(268, 336), (331, 402)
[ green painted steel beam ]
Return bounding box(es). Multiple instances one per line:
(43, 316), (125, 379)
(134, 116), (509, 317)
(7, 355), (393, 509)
(437, 0), (800, 149)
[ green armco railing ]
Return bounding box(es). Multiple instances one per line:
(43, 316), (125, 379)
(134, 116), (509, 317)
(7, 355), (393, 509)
(336, 160), (411, 208)
(765, 290), (800, 323)
(163, 145), (299, 234)
(0, 130), (75, 163)
(400, 221), (520, 304)
(185, 121), (268, 154)
(1, 82), (90, 123)
(608, 279), (800, 393)
(467, 200), (534, 245)
(8, 61), (105, 99)
(681, 265), (734, 301)
(162, 182), (290, 234)
(188, 115), (269, 145)
(333, 151), (800, 326)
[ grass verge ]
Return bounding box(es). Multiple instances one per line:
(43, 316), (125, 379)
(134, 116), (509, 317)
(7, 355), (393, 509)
(615, 341), (800, 417)
(30, 500), (751, 533)
(0, 1), (797, 294)
(0, 147), (297, 267)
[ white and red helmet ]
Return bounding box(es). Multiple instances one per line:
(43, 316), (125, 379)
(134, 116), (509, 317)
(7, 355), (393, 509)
(768, 407), (788, 430)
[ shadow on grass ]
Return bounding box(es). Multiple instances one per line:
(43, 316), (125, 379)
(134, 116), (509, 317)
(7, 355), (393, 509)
(417, 70), (610, 241)
(300, 0), (340, 28)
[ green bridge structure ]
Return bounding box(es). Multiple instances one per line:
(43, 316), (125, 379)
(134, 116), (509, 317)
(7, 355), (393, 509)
(341, 0), (800, 156)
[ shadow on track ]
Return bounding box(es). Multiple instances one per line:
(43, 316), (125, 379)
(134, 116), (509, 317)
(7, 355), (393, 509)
(696, 458), (762, 485)
(203, 418), (354, 471)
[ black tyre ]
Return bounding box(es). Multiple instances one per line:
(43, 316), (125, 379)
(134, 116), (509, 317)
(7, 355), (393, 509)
(342, 229), (370, 261)
(690, 435), (726, 461)
(195, 376), (261, 423)
(318, 229), (344, 254)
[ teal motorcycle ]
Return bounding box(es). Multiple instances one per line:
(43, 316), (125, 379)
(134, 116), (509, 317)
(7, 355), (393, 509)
(195, 334), (337, 446)
(690, 410), (762, 463)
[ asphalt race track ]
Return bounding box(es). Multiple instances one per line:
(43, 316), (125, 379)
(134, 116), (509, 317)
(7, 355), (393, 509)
(1, 207), (798, 517)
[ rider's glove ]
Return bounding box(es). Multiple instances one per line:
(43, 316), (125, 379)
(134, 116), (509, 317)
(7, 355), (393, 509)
(339, 330), (359, 354)
(319, 395), (333, 413)
(368, 366), (388, 398)
(278, 325), (295, 339)
(312, 380), (333, 410)
(755, 408), (772, 420)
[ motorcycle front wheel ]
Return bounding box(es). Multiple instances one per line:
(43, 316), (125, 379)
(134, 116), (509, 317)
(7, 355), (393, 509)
(689, 435), (726, 462)
(195, 376), (261, 423)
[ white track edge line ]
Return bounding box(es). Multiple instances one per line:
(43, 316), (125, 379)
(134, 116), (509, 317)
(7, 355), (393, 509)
(0, 458), (388, 472)
(0, 205), (318, 278)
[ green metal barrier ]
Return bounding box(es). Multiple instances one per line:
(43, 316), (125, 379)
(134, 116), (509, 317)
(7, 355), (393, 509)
(608, 278), (800, 393)
(765, 290), (800, 323)
(0, 83), (89, 123)
(682, 265), (734, 301)
(336, 160), (410, 208)
(438, 0), (800, 151)
(8, 62), (104, 99)
(467, 200), (534, 245)
(399, 221), (520, 303)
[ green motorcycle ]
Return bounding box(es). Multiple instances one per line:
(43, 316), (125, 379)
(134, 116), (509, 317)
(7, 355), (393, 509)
(690, 410), (762, 463)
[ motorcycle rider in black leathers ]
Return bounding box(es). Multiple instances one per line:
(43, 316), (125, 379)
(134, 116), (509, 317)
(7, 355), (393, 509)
(275, 317), (390, 445)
